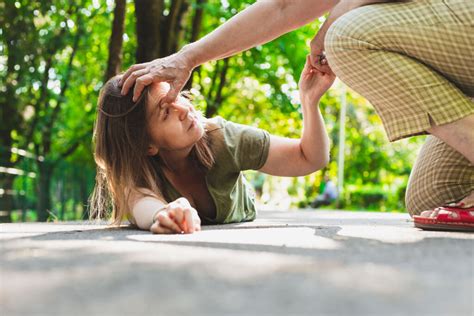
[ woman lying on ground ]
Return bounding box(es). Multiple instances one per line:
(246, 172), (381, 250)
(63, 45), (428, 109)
(90, 57), (335, 234)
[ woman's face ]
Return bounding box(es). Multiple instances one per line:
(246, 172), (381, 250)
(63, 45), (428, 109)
(146, 82), (204, 154)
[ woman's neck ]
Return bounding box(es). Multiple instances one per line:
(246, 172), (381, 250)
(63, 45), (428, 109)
(159, 147), (195, 174)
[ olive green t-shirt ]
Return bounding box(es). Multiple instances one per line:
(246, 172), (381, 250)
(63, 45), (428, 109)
(159, 116), (270, 224)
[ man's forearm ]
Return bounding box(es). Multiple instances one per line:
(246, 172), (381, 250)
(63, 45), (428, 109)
(181, 0), (339, 68)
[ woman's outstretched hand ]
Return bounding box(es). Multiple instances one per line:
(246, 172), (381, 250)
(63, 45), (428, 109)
(119, 52), (194, 103)
(298, 55), (336, 104)
(150, 197), (201, 234)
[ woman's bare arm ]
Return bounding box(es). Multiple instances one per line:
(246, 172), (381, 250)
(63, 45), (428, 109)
(259, 56), (335, 177)
(131, 192), (200, 234)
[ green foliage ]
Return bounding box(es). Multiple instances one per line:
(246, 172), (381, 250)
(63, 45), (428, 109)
(1, 0), (427, 221)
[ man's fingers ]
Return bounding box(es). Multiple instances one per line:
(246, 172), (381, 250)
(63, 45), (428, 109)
(121, 69), (149, 95)
(162, 82), (184, 105)
(120, 64), (146, 92)
(132, 74), (154, 102)
(119, 64), (139, 86)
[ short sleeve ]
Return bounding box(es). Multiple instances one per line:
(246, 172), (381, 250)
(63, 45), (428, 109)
(222, 120), (271, 171)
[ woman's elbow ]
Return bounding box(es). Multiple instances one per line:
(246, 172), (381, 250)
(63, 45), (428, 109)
(299, 153), (329, 176)
(311, 153), (330, 173)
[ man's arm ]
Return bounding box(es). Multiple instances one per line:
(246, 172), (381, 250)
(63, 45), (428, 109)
(120, 0), (339, 102)
(182, 0), (339, 67)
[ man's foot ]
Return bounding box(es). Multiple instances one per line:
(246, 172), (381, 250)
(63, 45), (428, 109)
(414, 191), (474, 232)
(419, 190), (474, 219)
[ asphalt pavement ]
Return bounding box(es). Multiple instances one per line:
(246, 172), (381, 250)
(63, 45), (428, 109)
(1, 210), (473, 316)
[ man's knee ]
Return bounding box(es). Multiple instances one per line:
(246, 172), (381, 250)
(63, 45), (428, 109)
(325, 8), (383, 78)
(325, 7), (381, 52)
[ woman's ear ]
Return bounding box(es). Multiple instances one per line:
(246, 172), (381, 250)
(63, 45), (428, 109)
(147, 145), (159, 156)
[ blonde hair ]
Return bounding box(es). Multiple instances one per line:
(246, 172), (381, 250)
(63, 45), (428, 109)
(89, 76), (215, 225)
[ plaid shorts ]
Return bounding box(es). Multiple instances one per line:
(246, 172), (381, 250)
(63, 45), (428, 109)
(325, 0), (474, 142)
(405, 136), (474, 215)
(325, 0), (474, 214)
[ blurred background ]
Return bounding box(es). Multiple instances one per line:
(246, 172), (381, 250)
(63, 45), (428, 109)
(0, 0), (425, 223)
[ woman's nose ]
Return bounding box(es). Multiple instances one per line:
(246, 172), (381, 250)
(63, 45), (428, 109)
(171, 102), (189, 120)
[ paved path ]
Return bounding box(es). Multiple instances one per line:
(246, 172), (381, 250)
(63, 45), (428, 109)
(1, 210), (473, 316)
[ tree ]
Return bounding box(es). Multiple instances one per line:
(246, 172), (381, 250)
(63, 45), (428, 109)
(105, 0), (126, 81)
(0, 1), (114, 221)
(134, 0), (190, 62)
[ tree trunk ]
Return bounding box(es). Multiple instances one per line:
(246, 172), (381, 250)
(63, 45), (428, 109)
(164, 0), (190, 56)
(184, 0), (206, 90)
(0, 2), (23, 222)
(0, 176), (14, 223)
(105, 0), (127, 81)
(164, 0), (184, 56)
(213, 58), (229, 107)
(205, 58), (229, 118)
(135, 0), (164, 62)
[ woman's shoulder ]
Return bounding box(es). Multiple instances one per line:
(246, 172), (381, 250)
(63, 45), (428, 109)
(205, 116), (226, 132)
(204, 116), (227, 156)
(205, 116), (268, 147)
(205, 116), (246, 149)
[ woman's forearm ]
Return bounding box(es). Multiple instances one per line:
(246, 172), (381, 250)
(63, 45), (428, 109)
(181, 0), (339, 68)
(299, 99), (330, 170)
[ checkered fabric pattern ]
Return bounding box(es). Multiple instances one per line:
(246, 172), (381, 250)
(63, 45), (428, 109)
(325, 0), (474, 142)
(324, 0), (474, 214)
(405, 136), (474, 215)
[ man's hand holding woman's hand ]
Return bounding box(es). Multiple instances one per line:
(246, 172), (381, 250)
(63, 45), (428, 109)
(309, 35), (332, 75)
(150, 197), (201, 234)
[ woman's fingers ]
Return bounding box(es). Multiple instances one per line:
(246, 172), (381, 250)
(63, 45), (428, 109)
(150, 223), (175, 234)
(156, 211), (183, 233)
(168, 207), (185, 231)
(309, 54), (319, 69)
(183, 208), (195, 233)
(153, 198), (201, 234)
(303, 55), (312, 73)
